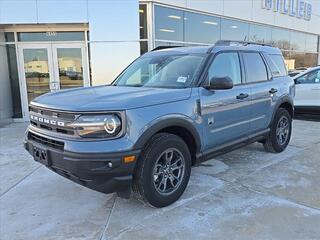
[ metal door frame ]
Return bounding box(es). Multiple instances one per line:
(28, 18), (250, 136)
(17, 43), (54, 120)
(17, 42), (89, 120)
(51, 42), (90, 90)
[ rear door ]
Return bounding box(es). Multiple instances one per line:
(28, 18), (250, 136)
(199, 51), (252, 150)
(241, 52), (275, 133)
(295, 68), (320, 107)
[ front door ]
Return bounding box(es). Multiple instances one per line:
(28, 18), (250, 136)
(18, 43), (89, 120)
(295, 68), (320, 107)
(200, 52), (252, 151)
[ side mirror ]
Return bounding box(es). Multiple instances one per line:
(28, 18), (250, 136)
(206, 76), (234, 90)
(294, 78), (303, 84)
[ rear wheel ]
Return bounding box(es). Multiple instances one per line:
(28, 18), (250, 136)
(263, 108), (292, 153)
(133, 133), (191, 208)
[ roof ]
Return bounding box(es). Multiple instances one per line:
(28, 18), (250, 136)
(144, 41), (282, 57)
(211, 44), (281, 54)
(143, 46), (210, 57)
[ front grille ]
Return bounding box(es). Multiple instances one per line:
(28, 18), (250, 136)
(29, 106), (76, 121)
(28, 132), (64, 151)
(29, 106), (77, 135)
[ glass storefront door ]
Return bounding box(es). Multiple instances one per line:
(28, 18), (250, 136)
(22, 47), (54, 103)
(52, 44), (88, 90)
(18, 44), (56, 118)
(18, 43), (89, 120)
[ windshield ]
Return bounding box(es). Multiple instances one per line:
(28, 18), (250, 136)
(113, 54), (205, 88)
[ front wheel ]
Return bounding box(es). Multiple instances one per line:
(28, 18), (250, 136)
(133, 133), (191, 208)
(263, 108), (292, 153)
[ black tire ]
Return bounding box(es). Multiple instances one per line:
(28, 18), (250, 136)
(263, 108), (292, 153)
(133, 133), (191, 208)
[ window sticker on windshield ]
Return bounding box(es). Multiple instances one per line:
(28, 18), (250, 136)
(177, 76), (187, 83)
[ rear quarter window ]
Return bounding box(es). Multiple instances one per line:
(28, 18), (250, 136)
(265, 54), (287, 77)
(242, 52), (268, 83)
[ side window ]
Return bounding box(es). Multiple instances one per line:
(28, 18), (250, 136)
(207, 52), (241, 85)
(243, 52), (268, 83)
(296, 70), (320, 84)
(268, 54), (287, 76)
(264, 54), (286, 77)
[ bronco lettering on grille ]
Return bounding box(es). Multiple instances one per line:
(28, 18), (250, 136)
(30, 115), (65, 127)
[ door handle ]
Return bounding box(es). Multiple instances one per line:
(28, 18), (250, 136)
(269, 88), (278, 94)
(236, 93), (249, 99)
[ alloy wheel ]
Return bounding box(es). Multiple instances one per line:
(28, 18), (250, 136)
(276, 115), (290, 145)
(153, 148), (185, 195)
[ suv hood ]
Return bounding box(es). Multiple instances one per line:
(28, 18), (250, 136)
(31, 85), (192, 111)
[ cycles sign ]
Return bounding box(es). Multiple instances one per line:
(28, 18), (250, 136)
(261, 0), (312, 20)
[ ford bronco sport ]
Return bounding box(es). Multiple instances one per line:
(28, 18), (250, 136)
(24, 41), (295, 207)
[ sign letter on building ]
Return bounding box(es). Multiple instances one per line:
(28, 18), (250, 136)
(261, 0), (312, 20)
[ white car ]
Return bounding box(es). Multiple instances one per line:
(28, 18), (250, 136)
(293, 66), (320, 114)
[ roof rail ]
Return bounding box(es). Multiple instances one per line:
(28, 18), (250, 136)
(151, 46), (183, 51)
(214, 40), (272, 47)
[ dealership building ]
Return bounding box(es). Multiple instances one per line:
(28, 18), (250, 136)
(0, 0), (319, 125)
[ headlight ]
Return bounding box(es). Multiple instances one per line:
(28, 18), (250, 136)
(70, 114), (122, 138)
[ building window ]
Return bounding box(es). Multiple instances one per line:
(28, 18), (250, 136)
(221, 19), (249, 41)
(17, 31), (85, 42)
(6, 44), (22, 118)
(286, 34), (318, 70)
(139, 4), (149, 55)
(271, 28), (290, 50)
(5, 32), (15, 42)
(155, 41), (184, 48)
(155, 6), (184, 42)
(288, 52), (318, 70)
(140, 41), (148, 55)
(184, 12), (220, 44)
(305, 34), (318, 53)
(139, 5), (148, 40)
(151, 3), (319, 70)
(290, 31), (306, 52)
(249, 24), (272, 44)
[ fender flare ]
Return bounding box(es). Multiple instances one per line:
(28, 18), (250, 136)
(270, 95), (294, 125)
(133, 115), (202, 154)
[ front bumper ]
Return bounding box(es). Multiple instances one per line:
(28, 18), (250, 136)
(24, 129), (140, 195)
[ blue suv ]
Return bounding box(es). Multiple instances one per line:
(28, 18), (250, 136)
(24, 41), (295, 207)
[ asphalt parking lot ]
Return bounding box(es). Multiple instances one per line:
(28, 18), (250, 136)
(1, 119), (320, 240)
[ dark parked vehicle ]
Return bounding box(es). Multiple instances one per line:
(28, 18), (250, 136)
(24, 41), (295, 207)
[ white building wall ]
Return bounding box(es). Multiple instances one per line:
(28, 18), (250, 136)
(87, 0), (140, 85)
(150, 0), (320, 35)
